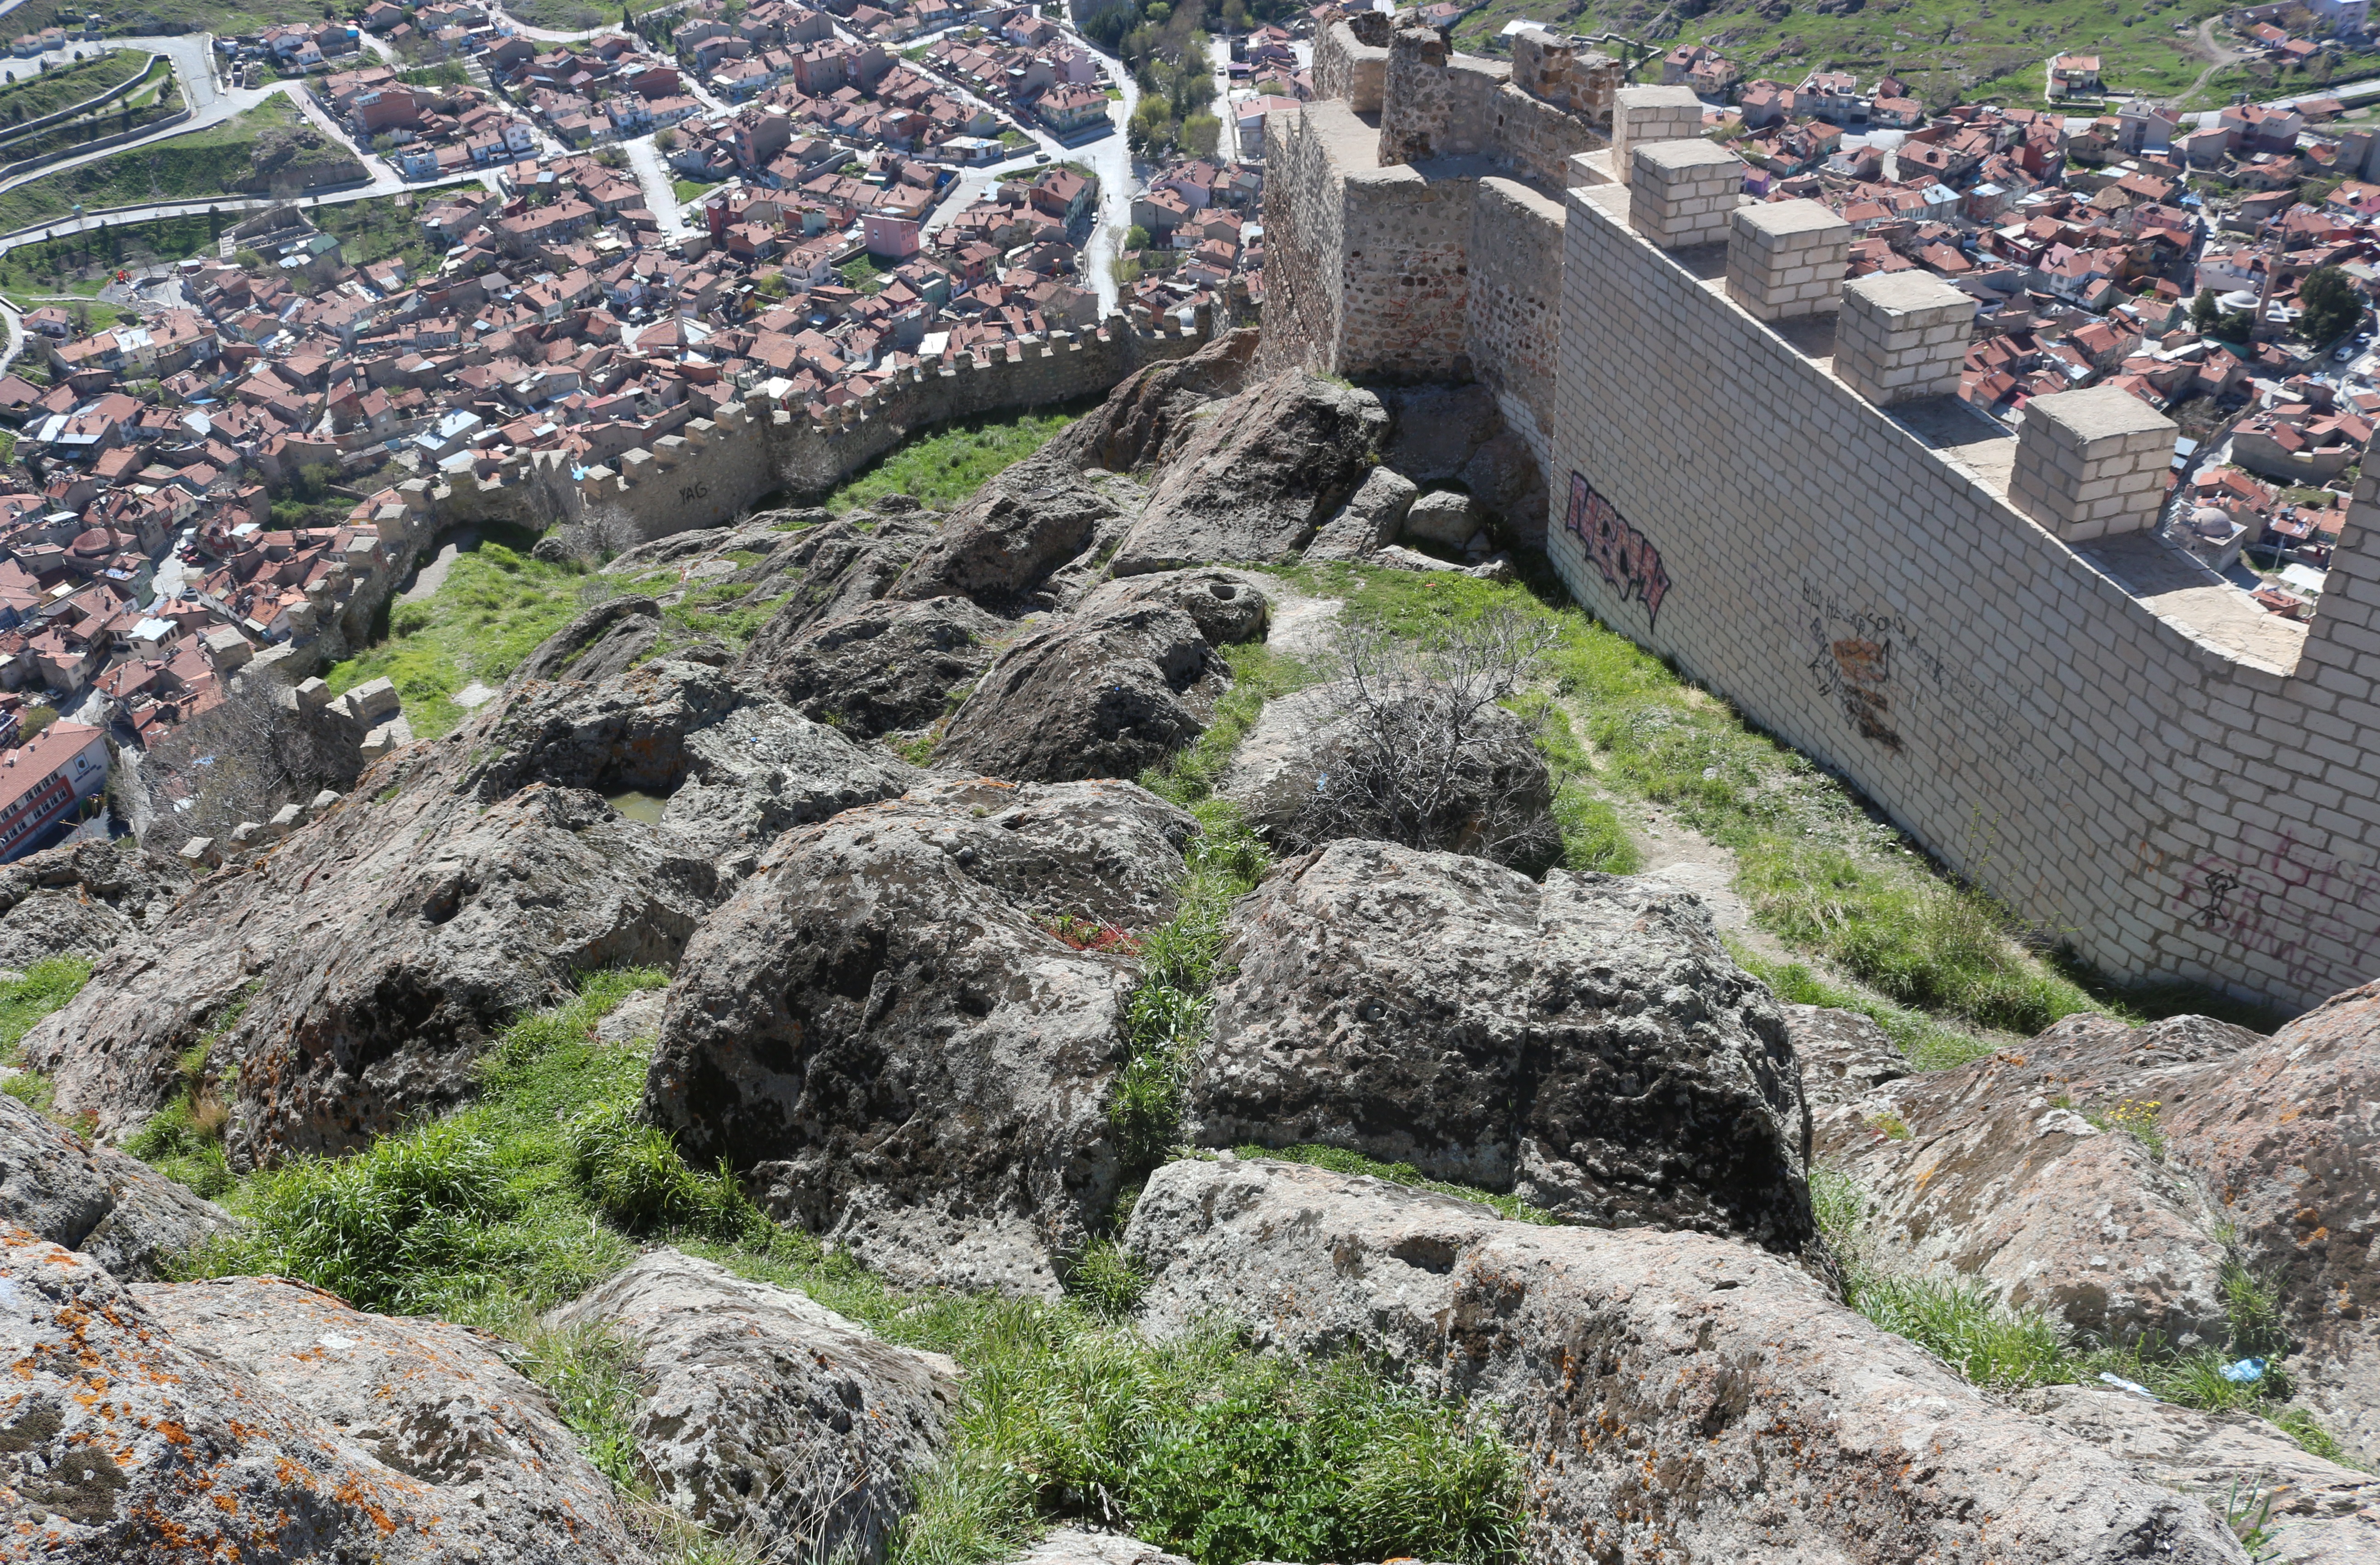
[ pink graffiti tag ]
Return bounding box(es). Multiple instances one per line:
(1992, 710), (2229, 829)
(1566, 472), (1671, 629)
(2173, 828), (2380, 994)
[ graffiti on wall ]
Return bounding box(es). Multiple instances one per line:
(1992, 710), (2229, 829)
(1800, 583), (2024, 754)
(1566, 473), (1670, 629)
(2154, 828), (2380, 996)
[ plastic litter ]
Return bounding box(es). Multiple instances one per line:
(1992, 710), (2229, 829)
(2098, 1371), (2159, 1401)
(2221, 1357), (2267, 1384)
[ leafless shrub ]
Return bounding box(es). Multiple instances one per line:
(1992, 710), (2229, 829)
(137, 678), (358, 845)
(1286, 605), (1563, 872)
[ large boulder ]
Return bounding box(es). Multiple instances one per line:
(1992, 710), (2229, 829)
(740, 593), (1010, 740)
(890, 458), (1117, 605)
(18, 662), (911, 1162)
(2013, 1385), (2379, 1565)
(1218, 682), (1558, 872)
(1046, 327), (1258, 474)
(1187, 843), (1815, 1252)
(0, 1092), (234, 1279)
(549, 1249), (956, 1561)
(1124, 1157), (2247, 1565)
(511, 594), (662, 685)
(1375, 383), (1550, 548)
(642, 779), (1195, 1295)
(1070, 568), (1270, 646)
(937, 605), (1225, 784)
(1783, 1003), (1911, 1148)
(1836, 1013), (2267, 1358)
(0, 839), (193, 969)
(0, 1232), (640, 1564)
(1110, 371), (1387, 574)
(1303, 466), (1418, 562)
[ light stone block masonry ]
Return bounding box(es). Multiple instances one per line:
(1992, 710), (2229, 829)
(1835, 270), (1973, 406)
(1628, 138), (1745, 251)
(1611, 84), (1702, 188)
(2010, 384), (2173, 543)
(1726, 198), (1849, 322)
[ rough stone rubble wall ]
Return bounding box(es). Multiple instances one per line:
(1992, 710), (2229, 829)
(1465, 176), (1563, 531)
(1549, 180), (2380, 1010)
(1338, 165), (1477, 381)
(1254, 104), (1353, 381)
(434, 320), (1210, 546)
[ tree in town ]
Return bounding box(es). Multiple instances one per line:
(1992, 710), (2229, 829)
(2192, 287), (2220, 335)
(2298, 265), (2363, 345)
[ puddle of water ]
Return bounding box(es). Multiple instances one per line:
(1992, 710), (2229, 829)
(605, 790), (670, 826)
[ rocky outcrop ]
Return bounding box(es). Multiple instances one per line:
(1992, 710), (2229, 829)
(1783, 1004), (1911, 1148)
(550, 1249), (956, 1561)
(1111, 372), (1387, 574)
(511, 594), (663, 684)
(19, 660), (910, 1162)
(0, 1092), (234, 1279)
(1125, 1157), (2247, 1565)
(1375, 383), (1549, 549)
(1046, 327), (1258, 474)
(1071, 568), (1270, 646)
(937, 605), (1225, 784)
(643, 779), (1195, 1295)
(1, 1232), (639, 1563)
(891, 459), (1118, 605)
(1218, 682), (1557, 870)
(724, 510), (943, 660)
(1188, 844), (1814, 1252)
(2013, 1385), (2379, 1565)
(741, 593), (1010, 739)
(0, 839), (192, 969)
(1835, 1013), (2264, 1351)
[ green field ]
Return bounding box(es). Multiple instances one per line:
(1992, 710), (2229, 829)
(0, 60), (183, 167)
(826, 405), (1082, 511)
(0, 209), (223, 286)
(0, 48), (145, 125)
(1450, 0), (2262, 112)
(0, 94), (359, 234)
(0, 0), (333, 36)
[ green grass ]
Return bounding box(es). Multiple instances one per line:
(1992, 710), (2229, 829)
(310, 192), (445, 276)
(0, 956), (88, 1115)
(0, 94), (357, 234)
(670, 176), (715, 203)
(1139, 641), (1310, 810)
(161, 966), (1525, 1565)
(1106, 801), (1270, 1168)
(325, 533), (604, 739)
(826, 406), (1080, 512)
(1736, 952), (1995, 1072)
(1450, 0), (2243, 111)
(1812, 1165), (2358, 1464)
(4, 0), (335, 37)
(837, 252), (891, 294)
(1240, 1143), (1559, 1226)
(0, 59), (181, 165)
(1293, 563), (2105, 1043)
(0, 49), (146, 127)
(0, 210), (222, 288)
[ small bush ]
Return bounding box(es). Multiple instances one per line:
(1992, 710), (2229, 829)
(2087, 1097), (2167, 1160)
(511, 1323), (643, 1488)
(566, 1094), (758, 1241)
(1061, 1238), (1146, 1319)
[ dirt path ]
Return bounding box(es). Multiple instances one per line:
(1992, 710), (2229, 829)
(401, 527), (480, 604)
(2184, 17), (2244, 107)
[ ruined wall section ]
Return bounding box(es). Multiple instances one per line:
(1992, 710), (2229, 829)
(437, 319), (1210, 546)
(1313, 17), (1388, 113)
(1378, 28), (1507, 165)
(1549, 179), (2380, 1010)
(1465, 176), (1564, 543)
(1254, 103), (1353, 379)
(1337, 163), (1477, 381)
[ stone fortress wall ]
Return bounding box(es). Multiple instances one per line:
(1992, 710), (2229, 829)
(1266, 23), (2380, 1010)
(427, 315), (1212, 545)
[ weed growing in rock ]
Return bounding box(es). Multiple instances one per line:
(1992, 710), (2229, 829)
(1107, 802), (1270, 1166)
(2084, 1098), (2167, 1161)
(1236, 1143), (1560, 1226)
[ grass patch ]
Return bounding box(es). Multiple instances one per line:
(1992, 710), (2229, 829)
(1296, 563), (2105, 1045)
(826, 406), (1079, 513)
(169, 966), (1525, 1563)
(1813, 1165), (2358, 1464)
(1106, 801), (1269, 1169)
(0, 211), (221, 293)
(1240, 1143), (1559, 1226)
(1734, 951), (1994, 1072)
(0, 955), (87, 1115)
(0, 50), (146, 125)
(310, 192), (445, 276)
(324, 533), (602, 739)
(837, 252), (891, 294)
(0, 95), (357, 234)
(1139, 641), (1311, 809)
